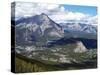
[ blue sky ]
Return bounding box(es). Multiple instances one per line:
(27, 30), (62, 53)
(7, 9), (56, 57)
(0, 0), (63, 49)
(63, 4), (97, 16)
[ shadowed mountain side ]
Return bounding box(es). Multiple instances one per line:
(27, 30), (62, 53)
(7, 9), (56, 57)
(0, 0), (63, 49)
(47, 38), (97, 49)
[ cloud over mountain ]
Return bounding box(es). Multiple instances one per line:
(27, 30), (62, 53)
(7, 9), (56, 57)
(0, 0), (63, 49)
(12, 2), (97, 25)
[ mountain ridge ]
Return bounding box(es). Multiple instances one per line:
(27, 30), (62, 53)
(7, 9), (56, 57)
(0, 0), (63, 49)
(15, 13), (64, 46)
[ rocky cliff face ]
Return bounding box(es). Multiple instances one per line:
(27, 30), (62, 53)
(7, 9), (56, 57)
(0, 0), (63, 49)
(15, 13), (64, 46)
(74, 41), (87, 53)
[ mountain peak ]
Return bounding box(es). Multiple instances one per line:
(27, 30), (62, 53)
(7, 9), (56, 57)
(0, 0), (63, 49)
(41, 13), (48, 16)
(39, 13), (49, 21)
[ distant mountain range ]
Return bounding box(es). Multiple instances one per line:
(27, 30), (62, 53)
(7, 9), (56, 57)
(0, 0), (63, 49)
(60, 23), (97, 34)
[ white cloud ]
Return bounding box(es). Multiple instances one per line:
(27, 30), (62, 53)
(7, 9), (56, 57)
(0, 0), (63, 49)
(49, 12), (90, 23)
(12, 2), (97, 25)
(14, 2), (61, 18)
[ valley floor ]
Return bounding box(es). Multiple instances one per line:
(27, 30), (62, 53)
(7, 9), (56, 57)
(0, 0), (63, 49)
(15, 53), (97, 73)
